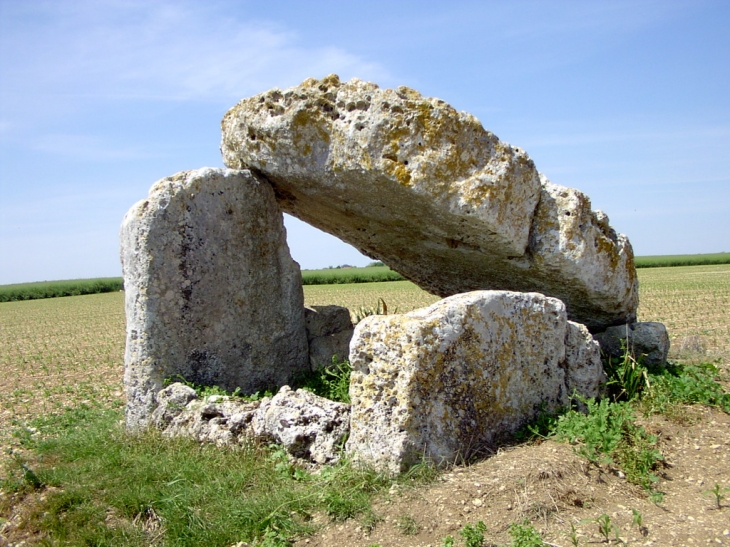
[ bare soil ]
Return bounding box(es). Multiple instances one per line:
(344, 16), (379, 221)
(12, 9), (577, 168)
(294, 406), (730, 547)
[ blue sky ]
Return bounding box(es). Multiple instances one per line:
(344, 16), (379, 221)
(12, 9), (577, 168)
(1, 0), (728, 285)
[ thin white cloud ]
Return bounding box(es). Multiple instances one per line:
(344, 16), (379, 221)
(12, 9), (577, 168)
(0, 1), (387, 105)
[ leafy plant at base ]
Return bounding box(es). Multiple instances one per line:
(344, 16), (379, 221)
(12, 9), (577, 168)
(459, 520), (487, 547)
(509, 519), (545, 546)
(552, 398), (663, 491)
(295, 357), (352, 403)
(602, 344), (651, 402)
(162, 375), (272, 401)
(514, 402), (565, 442)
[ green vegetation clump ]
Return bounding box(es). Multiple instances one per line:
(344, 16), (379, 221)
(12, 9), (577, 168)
(294, 358), (352, 404)
(635, 252), (730, 268)
(519, 353), (730, 495)
(0, 277), (123, 302)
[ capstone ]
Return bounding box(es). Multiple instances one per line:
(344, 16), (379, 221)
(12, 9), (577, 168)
(221, 75), (638, 330)
(121, 167), (309, 429)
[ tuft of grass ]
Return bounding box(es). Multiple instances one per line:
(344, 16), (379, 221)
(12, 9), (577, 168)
(603, 347), (652, 402)
(353, 297), (394, 323)
(395, 514), (419, 536)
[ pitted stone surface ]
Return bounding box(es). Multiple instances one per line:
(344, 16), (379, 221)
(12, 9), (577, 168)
(221, 75), (638, 329)
(346, 291), (606, 474)
(252, 386), (350, 464)
(121, 167), (308, 429)
(564, 321), (607, 401)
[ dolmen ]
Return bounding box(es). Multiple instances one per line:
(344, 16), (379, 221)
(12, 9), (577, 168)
(121, 75), (656, 473)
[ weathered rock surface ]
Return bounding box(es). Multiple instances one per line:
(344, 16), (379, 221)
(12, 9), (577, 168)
(121, 167), (309, 429)
(346, 291), (606, 474)
(155, 388), (261, 447)
(221, 75), (638, 330)
(564, 321), (607, 402)
(252, 386), (350, 464)
(305, 305), (354, 369)
(152, 384), (349, 464)
(594, 322), (670, 368)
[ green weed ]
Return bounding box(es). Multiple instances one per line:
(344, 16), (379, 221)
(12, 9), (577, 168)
(553, 398), (663, 491)
(643, 363), (730, 415)
(294, 357), (352, 403)
(509, 520), (544, 546)
(593, 513), (621, 543)
(459, 520), (487, 547)
(703, 483), (730, 509)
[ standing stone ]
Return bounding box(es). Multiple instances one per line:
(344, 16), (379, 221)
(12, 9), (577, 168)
(346, 291), (606, 474)
(221, 75), (638, 330)
(121, 167), (308, 429)
(305, 305), (354, 369)
(594, 322), (670, 369)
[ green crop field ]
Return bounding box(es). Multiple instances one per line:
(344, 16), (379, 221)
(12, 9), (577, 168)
(301, 265), (404, 285)
(635, 252), (730, 268)
(2, 254), (728, 303)
(1, 265), (728, 462)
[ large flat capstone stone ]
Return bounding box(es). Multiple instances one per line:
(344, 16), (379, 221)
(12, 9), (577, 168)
(346, 291), (606, 474)
(221, 75), (638, 330)
(121, 167), (308, 429)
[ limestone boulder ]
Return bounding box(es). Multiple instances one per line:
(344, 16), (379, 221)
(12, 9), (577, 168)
(252, 386), (350, 464)
(564, 321), (607, 402)
(159, 390), (261, 447)
(121, 167), (309, 429)
(594, 322), (670, 369)
(221, 75), (638, 330)
(305, 305), (354, 369)
(346, 291), (606, 474)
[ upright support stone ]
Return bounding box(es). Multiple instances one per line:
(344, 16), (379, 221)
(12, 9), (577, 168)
(121, 168), (308, 429)
(346, 291), (606, 474)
